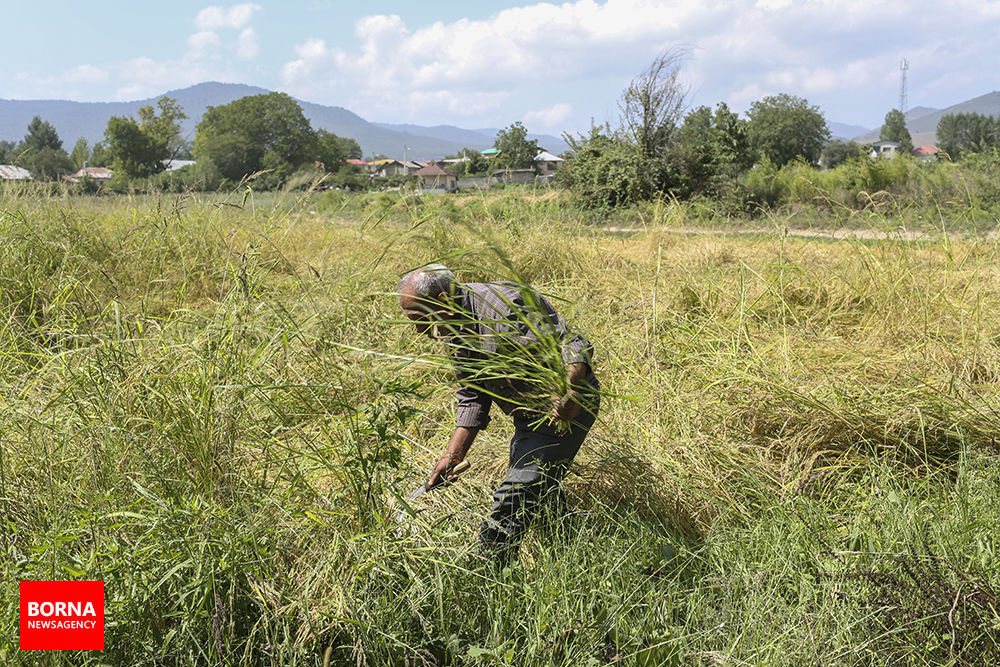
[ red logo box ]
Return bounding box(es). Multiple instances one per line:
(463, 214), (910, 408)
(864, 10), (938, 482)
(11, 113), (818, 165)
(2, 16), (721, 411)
(20, 581), (104, 651)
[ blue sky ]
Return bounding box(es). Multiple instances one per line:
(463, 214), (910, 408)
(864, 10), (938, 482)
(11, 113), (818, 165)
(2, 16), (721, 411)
(6, 1), (1000, 134)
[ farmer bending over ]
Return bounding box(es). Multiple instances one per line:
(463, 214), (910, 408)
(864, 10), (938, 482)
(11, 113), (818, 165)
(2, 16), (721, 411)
(398, 264), (600, 562)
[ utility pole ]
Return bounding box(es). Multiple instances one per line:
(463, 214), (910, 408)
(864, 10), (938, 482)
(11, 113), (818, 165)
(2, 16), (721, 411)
(403, 144), (408, 163)
(899, 58), (909, 115)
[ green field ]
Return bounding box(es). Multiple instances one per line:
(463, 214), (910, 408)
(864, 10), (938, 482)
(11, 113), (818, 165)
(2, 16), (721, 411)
(1, 186), (998, 665)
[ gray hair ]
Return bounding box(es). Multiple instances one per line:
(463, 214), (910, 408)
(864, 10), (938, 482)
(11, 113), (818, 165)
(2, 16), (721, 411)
(398, 263), (458, 302)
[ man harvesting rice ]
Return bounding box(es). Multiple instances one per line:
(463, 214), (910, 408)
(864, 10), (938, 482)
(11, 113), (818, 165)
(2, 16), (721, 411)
(398, 264), (600, 562)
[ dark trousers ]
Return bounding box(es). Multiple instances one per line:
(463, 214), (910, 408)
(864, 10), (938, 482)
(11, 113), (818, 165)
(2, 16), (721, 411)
(479, 386), (599, 561)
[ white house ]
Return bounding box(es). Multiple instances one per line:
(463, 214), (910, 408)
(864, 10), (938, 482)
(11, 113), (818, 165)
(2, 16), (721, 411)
(869, 140), (901, 158)
(534, 150), (565, 177)
(67, 167), (113, 184)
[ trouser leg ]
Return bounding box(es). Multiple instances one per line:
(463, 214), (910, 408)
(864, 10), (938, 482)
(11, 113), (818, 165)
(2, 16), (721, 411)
(479, 398), (598, 561)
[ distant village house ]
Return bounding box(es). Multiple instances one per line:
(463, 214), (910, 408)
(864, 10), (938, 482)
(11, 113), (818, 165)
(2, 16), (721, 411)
(534, 150), (565, 178)
(412, 163), (457, 193)
(65, 166), (113, 185)
(869, 140), (901, 158)
(0, 165), (32, 181)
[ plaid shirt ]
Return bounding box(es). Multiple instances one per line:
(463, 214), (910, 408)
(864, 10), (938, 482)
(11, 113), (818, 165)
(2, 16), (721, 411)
(449, 282), (594, 429)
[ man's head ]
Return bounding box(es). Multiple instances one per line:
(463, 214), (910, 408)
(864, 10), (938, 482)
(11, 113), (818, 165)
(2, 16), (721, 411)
(398, 263), (460, 338)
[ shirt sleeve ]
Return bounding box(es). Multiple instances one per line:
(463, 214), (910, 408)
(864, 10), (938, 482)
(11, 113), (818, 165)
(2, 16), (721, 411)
(455, 384), (492, 429)
(562, 330), (594, 367)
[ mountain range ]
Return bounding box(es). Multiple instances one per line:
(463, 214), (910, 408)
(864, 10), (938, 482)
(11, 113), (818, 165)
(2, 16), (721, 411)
(0, 82), (569, 161)
(4, 83), (1000, 159)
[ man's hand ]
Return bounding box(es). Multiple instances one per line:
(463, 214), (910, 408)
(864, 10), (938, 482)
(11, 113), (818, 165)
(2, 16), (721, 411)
(552, 390), (581, 422)
(552, 362), (589, 422)
(426, 426), (479, 489)
(426, 454), (461, 489)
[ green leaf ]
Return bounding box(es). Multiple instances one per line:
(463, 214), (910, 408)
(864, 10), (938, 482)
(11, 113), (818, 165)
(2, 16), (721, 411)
(466, 645), (495, 658)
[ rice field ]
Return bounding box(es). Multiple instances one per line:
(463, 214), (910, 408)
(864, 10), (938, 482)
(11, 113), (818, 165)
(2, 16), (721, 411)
(1, 185), (998, 665)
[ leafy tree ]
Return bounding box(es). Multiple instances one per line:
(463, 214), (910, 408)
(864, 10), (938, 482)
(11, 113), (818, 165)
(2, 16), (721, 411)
(337, 136), (362, 160)
(879, 109), (913, 154)
(0, 140), (16, 163)
(492, 122), (539, 171)
(18, 147), (74, 181)
(89, 142), (110, 168)
(104, 97), (187, 178)
(820, 139), (865, 169)
(446, 148), (490, 177)
(315, 129), (358, 171)
(618, 47), (689, 159)
(137, 97), (188, 160)
(194, 92), (318, 185)
(936, 112), (1000, 161)
(70, 137), (90, 169)
(746, 93), (831, 167)
(171, 141), (195, 160)
(22, 116), (63, 152)
(16, 116), (73, 180)
(591, 47), (691, 199)
(665, 103), (751, 197)
(105, 117), (165, 178)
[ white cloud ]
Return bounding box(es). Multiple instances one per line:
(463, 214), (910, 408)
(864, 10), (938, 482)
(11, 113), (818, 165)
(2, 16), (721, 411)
(115, 57), (192, 99)
(189, 4), (260, 60)
(524, 103), (573, 130)
(281, 0), (712, 120)
(755, 0), (794, 10)
(62, 65), (109, 85)
(195, 3), (260, 31)
(282, 37), (328, 78)
(679, 0), (1000, 124)
(237, 27), (259, 59)
(408, 90), (509, 116)
(106, 2), (262, 98)
(726, 82), (767, 111)
(188, 30), (221, 56)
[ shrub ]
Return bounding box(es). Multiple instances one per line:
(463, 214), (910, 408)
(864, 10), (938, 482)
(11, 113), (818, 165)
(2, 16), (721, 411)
(560, 131), (649, 209)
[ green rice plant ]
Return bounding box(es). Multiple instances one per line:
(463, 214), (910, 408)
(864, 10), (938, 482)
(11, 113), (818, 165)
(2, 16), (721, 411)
(1, 185), (999, 664)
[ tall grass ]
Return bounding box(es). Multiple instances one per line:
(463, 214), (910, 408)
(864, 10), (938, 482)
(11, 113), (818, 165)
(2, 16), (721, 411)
(1, 187), (998, 664)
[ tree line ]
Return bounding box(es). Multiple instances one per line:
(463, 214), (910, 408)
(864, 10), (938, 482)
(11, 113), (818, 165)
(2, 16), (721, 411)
(0, 90), (549, 191)
(558, 48), (1000, 209)
(557, 49), (836, 209)
(823, 108), (1000, 166)
(0, 92), (363, 190)
(5, 67), (999, 198)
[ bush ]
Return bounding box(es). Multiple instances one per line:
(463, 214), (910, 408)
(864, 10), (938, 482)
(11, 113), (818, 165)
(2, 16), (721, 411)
(559, 131), (649, 209)
(151, 160), (225, 192)
(70, 174), (101, 196)
(833, 155), (911, 204)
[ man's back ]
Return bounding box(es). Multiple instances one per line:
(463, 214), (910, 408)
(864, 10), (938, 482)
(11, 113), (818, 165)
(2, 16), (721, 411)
(450, 281), (594, 420)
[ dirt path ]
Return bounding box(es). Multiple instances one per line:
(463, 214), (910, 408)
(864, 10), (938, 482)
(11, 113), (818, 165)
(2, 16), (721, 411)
(602, 225), (1000, 241)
